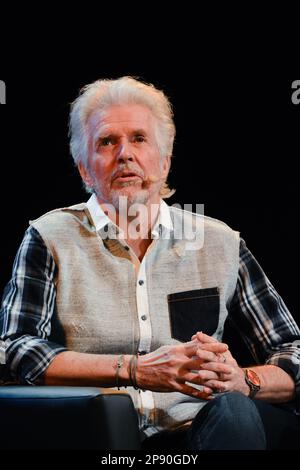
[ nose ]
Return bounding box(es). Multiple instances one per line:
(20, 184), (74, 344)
(116, 143), (134, 163)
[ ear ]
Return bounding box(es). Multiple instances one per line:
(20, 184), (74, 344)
(161, 154), (171, 178)
(78, 162), (94, 187)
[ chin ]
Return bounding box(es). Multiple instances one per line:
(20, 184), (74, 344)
(110, 188), (150, 209)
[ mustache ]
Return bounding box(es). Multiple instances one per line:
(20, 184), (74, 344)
(111, 165), (145, 181)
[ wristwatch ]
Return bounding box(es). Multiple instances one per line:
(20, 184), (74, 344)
(244, 368), (261, 399)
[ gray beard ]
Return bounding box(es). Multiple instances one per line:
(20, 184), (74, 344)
(109, 188), (150, 210)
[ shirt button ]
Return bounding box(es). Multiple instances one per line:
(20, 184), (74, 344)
(138, 279), (144, 285)
(141, 315), (147, 321)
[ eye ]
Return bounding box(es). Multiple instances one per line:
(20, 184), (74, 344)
(133, 134), (146, 143)
(100, 137), (113, 146)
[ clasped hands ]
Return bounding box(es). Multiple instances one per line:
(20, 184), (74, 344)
(135, 331), (248, 399)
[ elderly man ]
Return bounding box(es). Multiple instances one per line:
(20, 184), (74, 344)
(1, 77), (300, 450)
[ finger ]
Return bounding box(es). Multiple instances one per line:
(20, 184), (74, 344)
(221, 349), (237, 365)
(198, 369), (220, 381)
(185, 350), (220, 367)
(184, 370), (219, 383)
(180, 340), (201, 356)
(191, 331), (218, 343)
(197, 342), (228, 354)
(202, 380), (229, 393)
(215, 352), (237, 366)
(199, 362), (233, 374)
(179, 382), (214, 400)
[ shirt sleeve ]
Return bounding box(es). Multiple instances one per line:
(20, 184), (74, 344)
(228, 238), (300, 409)
(0, 226), (68, 384)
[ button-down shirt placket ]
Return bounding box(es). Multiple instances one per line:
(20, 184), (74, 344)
(86, 195), (173, 431)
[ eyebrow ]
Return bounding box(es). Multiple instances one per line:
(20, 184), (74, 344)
(94, 128), (148, 143)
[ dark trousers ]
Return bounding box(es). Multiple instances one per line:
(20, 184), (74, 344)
(142, 392), (300, 450)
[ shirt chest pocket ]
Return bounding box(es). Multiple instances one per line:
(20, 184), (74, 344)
(167, 287), (220, 342)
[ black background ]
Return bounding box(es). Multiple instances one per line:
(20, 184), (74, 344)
(0, 10), (299, 462)
(0, 53), (299, 325)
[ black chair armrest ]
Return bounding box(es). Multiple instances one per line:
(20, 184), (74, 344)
(0, 386), (141, 450)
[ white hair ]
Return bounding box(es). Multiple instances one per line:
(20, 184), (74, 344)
(69, 76), (176, 196)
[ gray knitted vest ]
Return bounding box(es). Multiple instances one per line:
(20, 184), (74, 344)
(31, 203), (240, 432)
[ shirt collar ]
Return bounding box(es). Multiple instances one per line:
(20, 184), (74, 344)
(86, 194), (173, 237)
(86, 194), (112, 232)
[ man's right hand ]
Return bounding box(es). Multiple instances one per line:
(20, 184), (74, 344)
(134, 339), (228, 400)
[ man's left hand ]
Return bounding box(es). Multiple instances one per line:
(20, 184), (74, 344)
(192, 332), (250, 396)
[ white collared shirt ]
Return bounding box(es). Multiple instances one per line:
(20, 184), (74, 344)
(86, 194), (173, 435)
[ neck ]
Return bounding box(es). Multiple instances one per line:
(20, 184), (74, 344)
(97, 196), (161, 243)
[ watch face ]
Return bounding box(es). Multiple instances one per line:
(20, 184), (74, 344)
(247, 369), (260, 386)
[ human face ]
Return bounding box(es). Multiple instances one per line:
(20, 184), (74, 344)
(79, 104), (170, 209)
